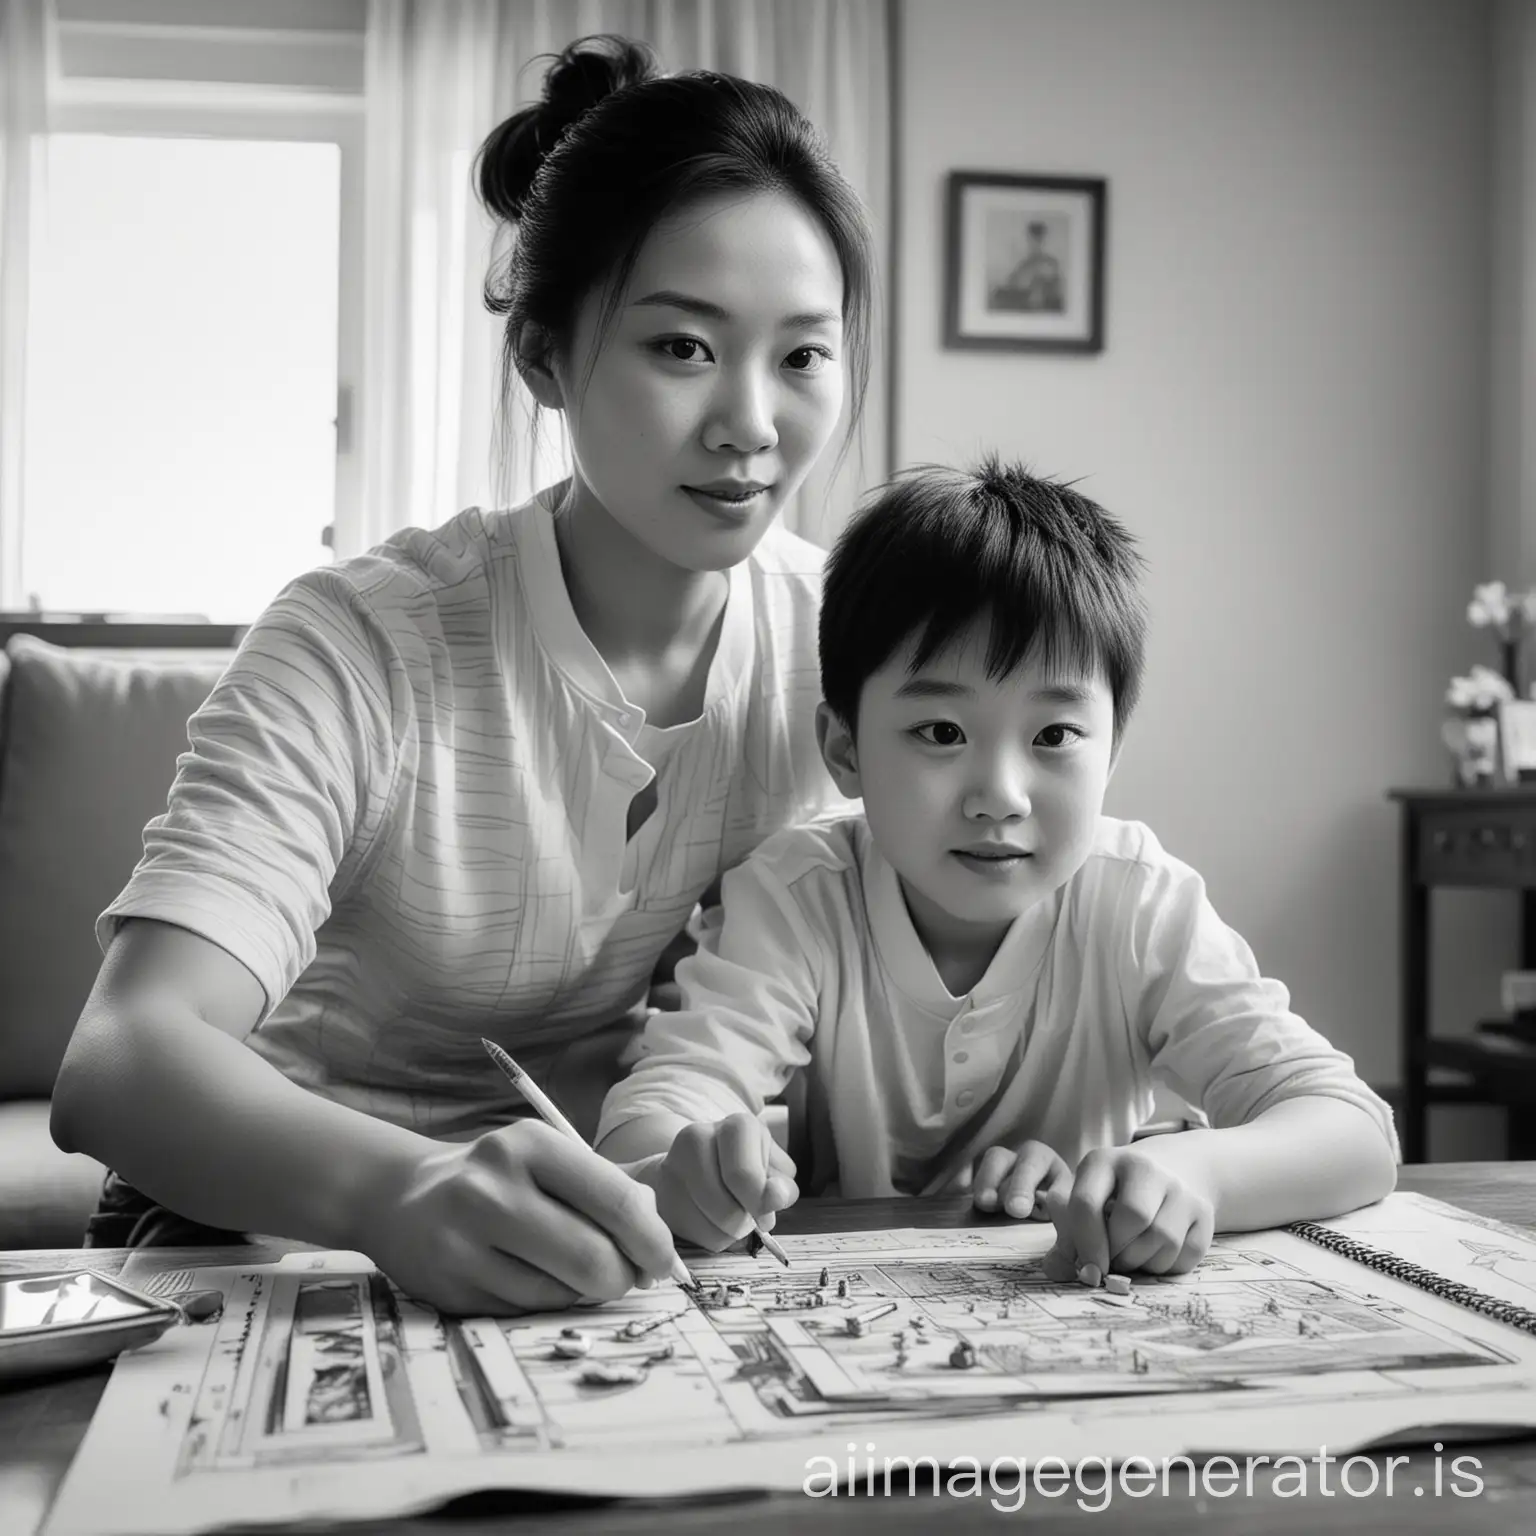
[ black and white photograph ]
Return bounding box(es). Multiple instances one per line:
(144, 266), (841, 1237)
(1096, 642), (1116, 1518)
(2, 2), (1533, 1535)
(945, 171), (1107, 351)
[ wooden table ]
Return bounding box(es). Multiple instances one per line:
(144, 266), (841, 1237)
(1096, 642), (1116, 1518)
(1389, 786), (1536, 1162)
(5, 1163), (1536, 1534)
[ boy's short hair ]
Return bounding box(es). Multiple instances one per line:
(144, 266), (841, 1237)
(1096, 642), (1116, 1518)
(819, 454), (1147, 741)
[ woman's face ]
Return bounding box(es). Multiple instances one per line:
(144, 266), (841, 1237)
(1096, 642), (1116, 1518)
(550, 188), (847, 572)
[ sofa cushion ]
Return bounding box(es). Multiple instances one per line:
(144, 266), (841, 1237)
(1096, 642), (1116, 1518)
(0, 637), (233, 1098)
(0, 1098), (107, 1248)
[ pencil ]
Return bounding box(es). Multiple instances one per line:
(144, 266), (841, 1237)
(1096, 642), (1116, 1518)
(744, 1225), (791, 1268)
(479, 1037), (698, 1294)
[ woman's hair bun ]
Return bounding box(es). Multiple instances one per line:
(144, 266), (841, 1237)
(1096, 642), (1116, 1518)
(476, 34), (658, 225)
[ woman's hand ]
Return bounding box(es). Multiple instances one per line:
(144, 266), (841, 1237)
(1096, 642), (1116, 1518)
(365, 1119), (680, 1316)
(647, 1111), (799, 1252)
(1040, 1146), (1215, 1280)
(969, 1140), (1072, 1218)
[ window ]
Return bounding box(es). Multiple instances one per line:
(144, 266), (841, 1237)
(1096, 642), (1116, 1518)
(23, 134), (342, 621)
(7, 0), (364, 622)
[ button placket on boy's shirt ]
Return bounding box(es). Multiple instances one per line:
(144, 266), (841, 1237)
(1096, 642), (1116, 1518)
(944, 998), (1016, 1110)
(857, 832), (1057, 1180)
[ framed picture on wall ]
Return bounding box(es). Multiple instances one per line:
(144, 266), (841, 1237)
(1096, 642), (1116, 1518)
(944, 171), (1107, 353)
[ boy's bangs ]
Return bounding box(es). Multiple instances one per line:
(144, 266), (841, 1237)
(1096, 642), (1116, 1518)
(903, 543), (1118, 695)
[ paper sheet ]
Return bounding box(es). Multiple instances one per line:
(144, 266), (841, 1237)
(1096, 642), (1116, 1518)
(39, 1194), (1536, 1535)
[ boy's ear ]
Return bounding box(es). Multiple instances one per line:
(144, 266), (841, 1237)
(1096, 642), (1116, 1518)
(815, 701), (862, 798)
(514, 322), (566, 411)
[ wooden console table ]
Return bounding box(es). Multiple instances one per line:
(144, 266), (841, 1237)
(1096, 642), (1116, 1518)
(1390, 785), (1536, 1162)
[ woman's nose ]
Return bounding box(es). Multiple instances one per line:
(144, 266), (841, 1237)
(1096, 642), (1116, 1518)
(703, 369), (778, 455)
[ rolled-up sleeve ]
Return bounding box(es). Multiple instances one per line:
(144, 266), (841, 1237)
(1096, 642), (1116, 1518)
(597, 856), (822, 1138)
(1120, 855), (1400, 1160)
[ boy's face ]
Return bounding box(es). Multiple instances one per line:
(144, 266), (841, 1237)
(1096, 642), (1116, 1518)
(818, 621), (1117, 952)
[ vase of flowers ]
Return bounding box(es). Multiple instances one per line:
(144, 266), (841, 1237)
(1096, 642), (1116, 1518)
(1443, 665), (1513, 787)
(1468, 580), (1536, 695)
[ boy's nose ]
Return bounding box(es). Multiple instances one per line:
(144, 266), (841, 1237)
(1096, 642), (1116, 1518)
(962, 759), (1033, 821)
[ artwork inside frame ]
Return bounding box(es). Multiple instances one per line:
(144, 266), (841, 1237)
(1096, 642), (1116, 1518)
(944, 171), (1108, 353)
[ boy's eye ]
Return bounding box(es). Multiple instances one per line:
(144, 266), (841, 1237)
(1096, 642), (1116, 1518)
(1036, 724), (1084, 749)
(655, 337), (713, 363)
(785, 345), (833, 373)
(913, 721), (965, 747)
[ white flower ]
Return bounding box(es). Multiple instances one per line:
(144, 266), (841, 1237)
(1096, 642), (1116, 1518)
(1469, 580), (1510, 628)
(1447, 663), (1516, 713)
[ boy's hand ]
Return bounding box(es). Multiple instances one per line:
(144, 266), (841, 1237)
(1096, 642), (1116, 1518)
(649, 1112), (799, 1252)
(970, 1140), (1072, 1218)
(1039, 1147), (1215, 1280)
(366, 1120), (680, 1316)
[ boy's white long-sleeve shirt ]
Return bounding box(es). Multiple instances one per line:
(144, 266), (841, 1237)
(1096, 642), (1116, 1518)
(596, 815), (1400, 1197)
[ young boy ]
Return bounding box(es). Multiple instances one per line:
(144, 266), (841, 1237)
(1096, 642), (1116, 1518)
(595, 458), (1399, 1281)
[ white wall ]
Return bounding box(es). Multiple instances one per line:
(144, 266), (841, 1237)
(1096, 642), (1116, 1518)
(896, 0), (1509, 1105)
(1491, 0), (1536, 587)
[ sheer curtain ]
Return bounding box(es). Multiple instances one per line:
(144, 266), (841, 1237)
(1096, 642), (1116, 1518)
(359, 0), (890, 555)
(0, 0), (50, 608)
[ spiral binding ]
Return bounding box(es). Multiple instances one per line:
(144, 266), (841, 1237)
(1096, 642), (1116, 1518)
(1287, 1220), (1536, 1337)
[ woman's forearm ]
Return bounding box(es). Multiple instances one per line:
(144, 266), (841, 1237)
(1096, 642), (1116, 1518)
(52, 1002), (431, 1250)
(1130, 1097), (1398, 1231)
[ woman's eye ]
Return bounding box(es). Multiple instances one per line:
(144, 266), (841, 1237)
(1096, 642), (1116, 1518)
(1037, 724), (1083, 749)
(913, 721), (965, 747)
(658, 337), (712, 363)
(785, 345), (832, 373)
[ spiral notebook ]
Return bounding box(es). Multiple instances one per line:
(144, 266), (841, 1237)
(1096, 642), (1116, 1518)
(1286, 1192), (1536, 1337)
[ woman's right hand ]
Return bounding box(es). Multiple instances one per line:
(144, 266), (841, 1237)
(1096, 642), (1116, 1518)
(648, 1111), (799, 1252)
(363, 1119), (682, 1316)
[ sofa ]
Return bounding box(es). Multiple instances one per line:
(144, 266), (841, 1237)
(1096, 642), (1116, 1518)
(0, 631), (237, 1249)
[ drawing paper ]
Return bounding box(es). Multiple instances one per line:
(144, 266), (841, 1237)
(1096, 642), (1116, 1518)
(40, 1195), (1536, 1535)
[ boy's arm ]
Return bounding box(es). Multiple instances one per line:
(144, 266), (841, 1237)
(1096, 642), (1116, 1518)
(1123, 855), (1398, 1230)
(596, 858), (821, 1167)
(1116, 1097), (1395, 1232)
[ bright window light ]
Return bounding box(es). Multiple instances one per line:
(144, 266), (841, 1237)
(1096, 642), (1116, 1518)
(22, 134), (340, 622)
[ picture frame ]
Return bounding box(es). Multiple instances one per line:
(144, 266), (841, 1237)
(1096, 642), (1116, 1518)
(944, 171), (1107, 353)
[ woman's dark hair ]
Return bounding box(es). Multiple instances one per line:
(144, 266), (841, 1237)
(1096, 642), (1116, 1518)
(474, 34), (873, 462)
(820, 456), (1148, 746)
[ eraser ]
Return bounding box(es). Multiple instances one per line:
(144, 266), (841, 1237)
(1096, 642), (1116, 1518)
(1105, 1274), (1132, 1296)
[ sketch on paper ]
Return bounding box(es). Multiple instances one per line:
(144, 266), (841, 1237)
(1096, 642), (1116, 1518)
(40, 1205), (1536, 1536)
(1307, 1190), (1536, 1311)
(441, 1245), (1515, 1453)
(177, 1272), (425, 1475)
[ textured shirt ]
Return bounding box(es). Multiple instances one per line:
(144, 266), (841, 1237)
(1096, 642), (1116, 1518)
(99, 492), (846, 1139)
(597, 816), (1400, 1196)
